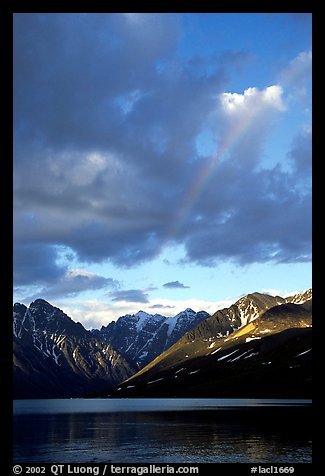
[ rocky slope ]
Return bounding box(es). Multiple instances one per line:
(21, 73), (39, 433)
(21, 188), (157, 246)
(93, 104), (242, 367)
(110, 292), (312, 398)
(13, 289), (312, 399)
(13, 299), (136, 398)
(92, 308), (210, 367)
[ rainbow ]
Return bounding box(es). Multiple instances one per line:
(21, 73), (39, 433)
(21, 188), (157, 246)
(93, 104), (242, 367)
(160, 85), (285, 249)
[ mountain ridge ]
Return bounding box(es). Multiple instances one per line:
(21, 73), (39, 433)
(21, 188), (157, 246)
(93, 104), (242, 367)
(13, 299), (136, 398)
(13, 288), (312, 399)
(93, 307), (210, 367)
(111, 292), (312, 398)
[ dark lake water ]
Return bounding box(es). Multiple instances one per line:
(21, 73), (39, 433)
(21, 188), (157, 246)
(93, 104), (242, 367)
(13, 398), (312, 463)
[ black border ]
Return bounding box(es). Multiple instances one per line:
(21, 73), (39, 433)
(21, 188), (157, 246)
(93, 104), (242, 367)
(6, 1), (316, 473)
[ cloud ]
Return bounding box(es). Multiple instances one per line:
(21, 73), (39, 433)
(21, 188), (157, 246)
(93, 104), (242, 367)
(57, 297), (235, 329)
(213, 84), (285, 170)
(163, 281), (190, 289)
(149, 304), (176, 310)
(261, 288), (282, 297)
(287, 126), (312, 177)
(220, 85), (285, 114)
(13, 14), (312, 293)
(55, 269), (118, 295)
(13, 13), (181, 151)
(107, 289), (150, 303)
(14, 243), (67, 286)
(278, 50), (312, 110)
(179, 123), (311, 266)
(280, 50), (312, 91)
(21, 268), (118, 302)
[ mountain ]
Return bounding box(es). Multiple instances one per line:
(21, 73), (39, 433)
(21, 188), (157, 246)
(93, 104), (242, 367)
(181, 292), (286, 345)
(13, 299), (136, 398)
(286, 289), (312, 304)
(92, 308), (210, 368)
(110, 292), (312, 398)
(13, 289), (312, 399)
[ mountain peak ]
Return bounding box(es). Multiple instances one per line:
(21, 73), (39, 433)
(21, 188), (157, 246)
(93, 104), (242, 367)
(29, 298), (56, 311)
(13, 299), (136, 399)
(31, 298), (51, 305)
(95, 307), (210, 368)
(13, 299), (88, 338)
(13, 289), (312, 399)
(135, 310), (152, 318)
(13, 302), (27, 315)
(286, 289), (312, 304)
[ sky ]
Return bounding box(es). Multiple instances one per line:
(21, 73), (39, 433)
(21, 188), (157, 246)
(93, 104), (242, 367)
(13, 13), (312, 329)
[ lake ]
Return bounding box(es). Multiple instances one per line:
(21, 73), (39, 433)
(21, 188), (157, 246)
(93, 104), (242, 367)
(13, 398), (312, 463)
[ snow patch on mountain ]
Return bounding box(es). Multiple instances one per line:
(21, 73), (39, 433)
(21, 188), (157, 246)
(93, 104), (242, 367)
(13, 299), (136, 398)
(245, 336), (262, 342)
(94, 307), (210, 368)
(286, 289), (312, 305)
(217, 349), (239, 361)
(134, 311), (157, 333)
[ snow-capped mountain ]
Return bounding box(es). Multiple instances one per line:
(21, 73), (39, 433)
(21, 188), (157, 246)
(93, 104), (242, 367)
(181, 292), (287, 345)
(13, 299), (136, 398)
(286, 289), (312, 305)
(13, 289), (312, 399)
(93, 308), (210, 367)
(180, 290), (312, 346)
(112, 293), (312, 399)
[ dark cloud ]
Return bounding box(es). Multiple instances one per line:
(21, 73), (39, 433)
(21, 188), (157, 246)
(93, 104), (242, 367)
(287, 127), (312, 177)
(28, 273), (118, 302)
(180, 128), (312, 266)
(149, 304), (176, 310)
(163, 281), (190, 289)
(17, 264), (119, 303)
(13, 13), (312, 293)
(13, 242), (118, 301)
(13, 14), (180, 150)
(14, 243), (67, 286)
(108, 289), (150, 303)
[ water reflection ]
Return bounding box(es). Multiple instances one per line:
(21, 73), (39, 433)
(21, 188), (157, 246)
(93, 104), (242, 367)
(14, 406), (312, 463)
